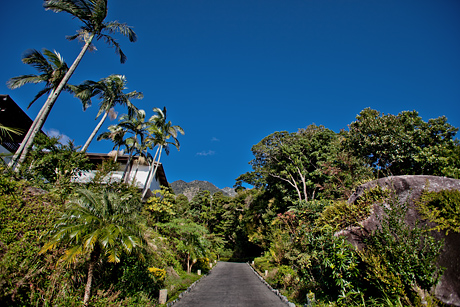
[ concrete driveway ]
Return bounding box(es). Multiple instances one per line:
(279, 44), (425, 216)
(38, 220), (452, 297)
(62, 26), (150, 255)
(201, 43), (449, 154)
(172, 262), (288, 307)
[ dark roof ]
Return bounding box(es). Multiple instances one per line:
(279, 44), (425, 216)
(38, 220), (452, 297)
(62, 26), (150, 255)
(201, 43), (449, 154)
(0, 95), (44, 152)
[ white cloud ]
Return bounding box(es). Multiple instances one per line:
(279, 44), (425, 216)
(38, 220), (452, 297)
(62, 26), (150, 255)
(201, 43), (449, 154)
(196, 150), (215, 156)
(211, 137), (220, 142)
(46, 129), (72, 144)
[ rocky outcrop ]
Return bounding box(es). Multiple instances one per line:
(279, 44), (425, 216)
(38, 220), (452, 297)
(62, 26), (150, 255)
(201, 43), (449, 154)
(342, 175), (460, 306)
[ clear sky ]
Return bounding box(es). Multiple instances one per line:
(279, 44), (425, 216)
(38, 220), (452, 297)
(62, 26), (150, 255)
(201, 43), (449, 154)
(1, 0), (459, 189)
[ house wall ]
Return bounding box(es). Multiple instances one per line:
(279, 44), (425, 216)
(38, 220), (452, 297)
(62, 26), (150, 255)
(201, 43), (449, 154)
(74, 166), (161, 193)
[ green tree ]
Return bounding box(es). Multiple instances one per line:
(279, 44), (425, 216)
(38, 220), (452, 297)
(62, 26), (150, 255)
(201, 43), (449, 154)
(142, 107), (184, 199)
(7, 49), (71, 170)
(11, 0), (137, 171)
(145, 186), (177, 225)
(96, 124), (127, 161)
(40, 188), (145, 306)
(7, 49), (70, 109)
(115, 110), (150, 183)
(158, 218), (210, 273)
(345, 108), (460, 177)
(239, 125), (338, 205)
(73, 74), (143, 152)
(19, 133), (90, 196)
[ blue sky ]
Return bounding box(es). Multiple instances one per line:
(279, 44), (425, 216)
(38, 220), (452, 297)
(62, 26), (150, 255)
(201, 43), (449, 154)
(1, 0), (459, 189)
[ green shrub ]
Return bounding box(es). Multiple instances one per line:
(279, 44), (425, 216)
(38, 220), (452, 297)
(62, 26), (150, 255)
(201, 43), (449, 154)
(317, 187), (389, 232)
(417, 189), (460, 234)
(362, 198), (444, 304)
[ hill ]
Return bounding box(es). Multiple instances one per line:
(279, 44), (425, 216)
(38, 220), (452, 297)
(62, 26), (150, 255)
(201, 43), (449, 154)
(171, 180), (236, 200)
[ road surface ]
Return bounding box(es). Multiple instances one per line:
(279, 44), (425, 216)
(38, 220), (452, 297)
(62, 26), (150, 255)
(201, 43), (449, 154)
(172, 262), (287, 307)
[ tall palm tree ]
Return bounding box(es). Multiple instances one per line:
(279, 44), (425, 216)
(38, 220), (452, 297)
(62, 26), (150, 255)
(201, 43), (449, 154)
(142, 107), (184, 199)
(73, 74), (142, 152)
(7, 49), (70, 169)
(11, 0), (137, 171)
(116, 110), (149, 183)
(7, 49), (71, 109)
(40, 188), (145, 305)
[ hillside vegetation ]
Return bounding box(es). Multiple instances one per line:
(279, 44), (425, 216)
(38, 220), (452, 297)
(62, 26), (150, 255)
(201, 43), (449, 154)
(2, 2), (459, 306)
(2, 107), (460, 306)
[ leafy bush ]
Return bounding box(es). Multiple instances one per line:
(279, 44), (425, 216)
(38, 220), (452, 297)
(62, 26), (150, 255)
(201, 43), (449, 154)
(317, 186), (389, 232)
(0, 171), (73, 306)
(417, 188), (460, 234)
(362, 198), (444, 304)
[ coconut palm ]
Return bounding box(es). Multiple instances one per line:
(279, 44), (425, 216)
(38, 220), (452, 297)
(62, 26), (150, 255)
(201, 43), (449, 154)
(11, 0), (137, 171)
(7, 49), (71, 169)
(73, 74), (142, 152)
(142, 107), (184, 199)
(40, 188), (145, 306)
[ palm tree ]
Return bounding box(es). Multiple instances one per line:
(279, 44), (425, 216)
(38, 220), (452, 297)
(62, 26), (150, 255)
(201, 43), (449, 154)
(11, 0), (137, 171)
(7, 49), (71, 109)
(7, 49), (70, 169)
(40, 188), (145, 306)
(142, 107), (184, 199)
(97, 124), (127, 162)
(116, 110), (149, 183)
(73, 74), (142, 152)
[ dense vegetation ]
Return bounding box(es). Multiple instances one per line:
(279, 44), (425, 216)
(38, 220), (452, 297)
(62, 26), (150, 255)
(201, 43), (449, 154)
(2, 106), (459, 306)
(2, 1), (460, 306)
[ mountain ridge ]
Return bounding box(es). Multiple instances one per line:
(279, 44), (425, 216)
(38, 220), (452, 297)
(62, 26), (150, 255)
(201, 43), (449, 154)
(170, 180), (236, 200)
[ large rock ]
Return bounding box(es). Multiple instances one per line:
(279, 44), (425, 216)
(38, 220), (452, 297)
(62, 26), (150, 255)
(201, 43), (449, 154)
(342, 175), (460, 306)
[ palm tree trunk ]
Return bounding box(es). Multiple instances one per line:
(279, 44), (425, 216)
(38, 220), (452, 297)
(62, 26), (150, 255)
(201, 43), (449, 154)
(81, 110), (109, 152)
(12, 33), (96, 171)
(141, 146), (160, 199)
(122, 133), (137, 183)
(131, 156), (140, 185)
(142, 146), (162, 199)
(83, 245), (100, 306)
(7, 88), (54, 169)
(114, 145), (120, 162)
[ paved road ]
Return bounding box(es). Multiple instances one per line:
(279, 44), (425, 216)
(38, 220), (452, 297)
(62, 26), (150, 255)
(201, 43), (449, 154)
(173, 262), (287, 307)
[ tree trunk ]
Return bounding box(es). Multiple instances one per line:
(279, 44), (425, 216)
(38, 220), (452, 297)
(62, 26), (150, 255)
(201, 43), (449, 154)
(12, 33), (96, 171)
(83, 245), (100, 306)
(122, 133), (137, 183)
(81, 110), (109, 152)
(141, 146), (161, 199)
(122, 152), (133, 183)
(142, 146), (162, 199)
(186, 254), (191, 274)
(131, 156), (140, 185)
(8, 88), (54, 169)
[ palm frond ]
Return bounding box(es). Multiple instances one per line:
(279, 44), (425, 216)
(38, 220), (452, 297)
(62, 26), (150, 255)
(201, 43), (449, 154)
(104, 21), (137, 43)
(7, 75), (43, 89)
(98, 33), (127, 63)
(29, 87), (52, 108)
(21, 49), (51, 73)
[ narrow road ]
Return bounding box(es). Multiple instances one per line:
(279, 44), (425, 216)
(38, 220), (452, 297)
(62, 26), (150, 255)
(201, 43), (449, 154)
(173, 262), (287, 307)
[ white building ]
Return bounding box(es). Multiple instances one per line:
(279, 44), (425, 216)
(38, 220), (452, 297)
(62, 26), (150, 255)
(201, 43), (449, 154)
(76, 153), (168, 199)
(1, 95), (169, 198)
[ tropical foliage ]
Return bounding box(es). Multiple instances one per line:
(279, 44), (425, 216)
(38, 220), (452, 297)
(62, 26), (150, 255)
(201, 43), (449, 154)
(71, 74), (142, 152)
(9, 0), (138, 172)
(2, 0), (460, 305)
